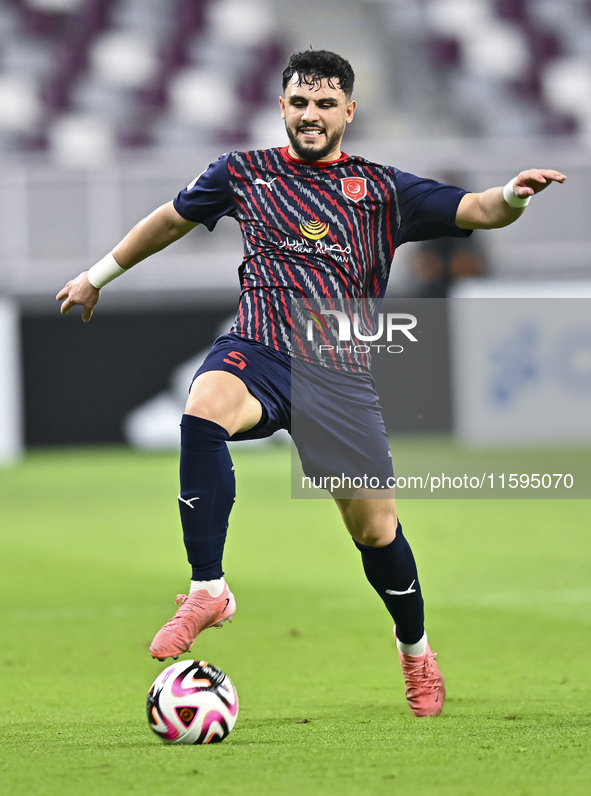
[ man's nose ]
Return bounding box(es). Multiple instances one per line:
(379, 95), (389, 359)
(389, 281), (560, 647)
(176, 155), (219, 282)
(302, 103), (319, 121)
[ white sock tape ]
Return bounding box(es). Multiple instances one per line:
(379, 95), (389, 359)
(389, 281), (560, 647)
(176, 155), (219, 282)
(87, 252), (126, 289)
(503, 177), (531, 208)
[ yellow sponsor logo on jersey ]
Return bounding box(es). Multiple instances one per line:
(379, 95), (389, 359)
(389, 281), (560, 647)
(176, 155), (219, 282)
(299, 219), (330, 240)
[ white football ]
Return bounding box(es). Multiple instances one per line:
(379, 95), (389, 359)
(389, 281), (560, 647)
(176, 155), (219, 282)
(147, 660), (239, 744)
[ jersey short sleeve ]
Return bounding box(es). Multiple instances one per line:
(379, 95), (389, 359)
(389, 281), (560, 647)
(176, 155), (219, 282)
(393, 169), (472, 244)
(173, 153), (236, 230)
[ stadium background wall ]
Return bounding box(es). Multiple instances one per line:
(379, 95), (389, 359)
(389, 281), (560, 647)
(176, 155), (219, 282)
(20, 300), (452, 446)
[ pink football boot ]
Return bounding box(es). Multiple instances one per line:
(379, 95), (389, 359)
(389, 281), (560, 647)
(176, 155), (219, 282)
(395, 629), (445, 717)
(150, 583), (236, 661)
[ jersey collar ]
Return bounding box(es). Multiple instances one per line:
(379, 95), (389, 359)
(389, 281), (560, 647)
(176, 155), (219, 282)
(278, 145), (349, 168)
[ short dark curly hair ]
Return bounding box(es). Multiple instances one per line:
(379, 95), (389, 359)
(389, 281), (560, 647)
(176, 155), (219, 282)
(282, 50), (355, 99)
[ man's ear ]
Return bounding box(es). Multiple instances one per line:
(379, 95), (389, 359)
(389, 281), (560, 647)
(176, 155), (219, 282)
(278, 95), (286, 119)
(346, 99), (357, 124)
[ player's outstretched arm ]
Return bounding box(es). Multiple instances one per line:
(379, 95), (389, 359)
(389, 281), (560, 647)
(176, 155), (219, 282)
(455, 168), (566, 230)
(56, 202), (198, 321)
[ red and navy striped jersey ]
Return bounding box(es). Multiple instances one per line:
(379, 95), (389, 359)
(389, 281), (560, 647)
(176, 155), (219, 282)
(173, 146), (470, 370)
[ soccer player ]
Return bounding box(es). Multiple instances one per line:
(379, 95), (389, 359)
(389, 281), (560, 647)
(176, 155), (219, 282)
(57, 50), (565, 717)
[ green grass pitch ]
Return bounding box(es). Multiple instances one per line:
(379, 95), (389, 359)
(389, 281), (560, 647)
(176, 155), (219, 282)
(0, 443), (590, 796)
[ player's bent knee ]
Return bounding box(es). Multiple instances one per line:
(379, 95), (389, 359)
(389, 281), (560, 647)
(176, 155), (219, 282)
(339, 501), (398, 547)
(185, 397), (227, 426)
(351, 526), (395, 547)
(185, 370), (262, 436)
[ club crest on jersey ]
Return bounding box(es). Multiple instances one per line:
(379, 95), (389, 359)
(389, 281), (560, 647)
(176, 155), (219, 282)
(341, 177), (367, 202)
(299, 219), (330, 240)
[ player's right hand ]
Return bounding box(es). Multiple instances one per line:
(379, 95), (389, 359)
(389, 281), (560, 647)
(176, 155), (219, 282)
(56, 272), (100, 322)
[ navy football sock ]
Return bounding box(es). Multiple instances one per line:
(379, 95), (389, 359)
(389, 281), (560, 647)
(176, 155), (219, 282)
(354, 521), (425, 645)
(179, 414), (236, 581)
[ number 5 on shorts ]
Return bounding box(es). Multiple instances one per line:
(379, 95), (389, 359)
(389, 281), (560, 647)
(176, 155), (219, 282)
(222, 351), (249, 370)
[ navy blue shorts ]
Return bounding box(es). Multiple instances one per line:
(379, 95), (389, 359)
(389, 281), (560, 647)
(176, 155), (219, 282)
(194, 333), (394, 483)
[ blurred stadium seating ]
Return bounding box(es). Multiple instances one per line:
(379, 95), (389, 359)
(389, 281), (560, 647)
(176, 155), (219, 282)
(377, 0), (591, 138)
(0, 0), (589, 154)
(0, 0), (285, 158)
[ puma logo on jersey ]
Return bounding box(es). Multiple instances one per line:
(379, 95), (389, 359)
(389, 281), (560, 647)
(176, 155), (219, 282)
(254, 178), (277, 187)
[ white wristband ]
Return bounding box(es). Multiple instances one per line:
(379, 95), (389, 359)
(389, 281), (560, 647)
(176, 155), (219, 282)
(87, 253), (127, 289)
(503, 177), (531, 208)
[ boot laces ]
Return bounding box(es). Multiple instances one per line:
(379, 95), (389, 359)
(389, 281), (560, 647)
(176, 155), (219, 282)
(405, 651), (441, 693)
(161, 594), (198, 628)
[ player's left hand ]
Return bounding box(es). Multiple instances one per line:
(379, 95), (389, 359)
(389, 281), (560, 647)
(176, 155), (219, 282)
(513, 168), (566, 198)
